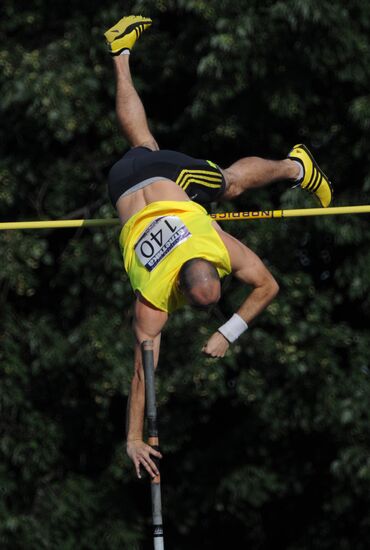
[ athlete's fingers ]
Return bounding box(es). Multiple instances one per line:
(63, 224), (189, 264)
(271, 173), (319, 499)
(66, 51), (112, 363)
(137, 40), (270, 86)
(148, 446), (162, 459)
(136, 446), (161, 476)
(144, 451), (160, 476)
(202, 333), (229, 358)
(134, 459), (142, 479)
(140, 455), (159, 478)
(202, 343), (219, 356)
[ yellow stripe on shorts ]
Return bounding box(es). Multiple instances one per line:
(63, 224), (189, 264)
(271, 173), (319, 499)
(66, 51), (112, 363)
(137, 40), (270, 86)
(176, 168), (223, 191)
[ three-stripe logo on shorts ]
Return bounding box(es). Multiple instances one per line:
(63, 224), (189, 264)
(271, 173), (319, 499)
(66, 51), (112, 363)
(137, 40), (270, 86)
(175, 168), (223, 191)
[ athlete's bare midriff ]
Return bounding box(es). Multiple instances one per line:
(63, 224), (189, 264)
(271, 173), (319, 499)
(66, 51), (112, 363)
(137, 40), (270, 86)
(116, 179), (191, 225)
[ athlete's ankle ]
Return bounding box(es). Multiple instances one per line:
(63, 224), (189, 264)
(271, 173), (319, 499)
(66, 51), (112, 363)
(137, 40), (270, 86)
(113, 52), (130, 64)
(113, 54), (131, 77)
(285, 158), (303, 181)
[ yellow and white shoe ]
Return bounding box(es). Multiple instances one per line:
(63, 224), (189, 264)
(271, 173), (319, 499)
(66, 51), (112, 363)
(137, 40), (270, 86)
(104, 15), (152, 55)
(288, 144), (333, 207)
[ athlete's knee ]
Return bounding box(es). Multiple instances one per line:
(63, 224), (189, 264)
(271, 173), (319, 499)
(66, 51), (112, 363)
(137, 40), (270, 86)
(221, 167), (243, 199)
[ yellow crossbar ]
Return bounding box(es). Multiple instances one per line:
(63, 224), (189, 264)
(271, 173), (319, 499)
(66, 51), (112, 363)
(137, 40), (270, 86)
(0, 219), (120, 230)
(211, 205), (370, 221)
(1, 205), (370, 230)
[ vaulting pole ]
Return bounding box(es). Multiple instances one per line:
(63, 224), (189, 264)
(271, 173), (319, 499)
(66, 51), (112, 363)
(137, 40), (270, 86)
(1, 205), (370, 230)
(141, 340), (164, 550)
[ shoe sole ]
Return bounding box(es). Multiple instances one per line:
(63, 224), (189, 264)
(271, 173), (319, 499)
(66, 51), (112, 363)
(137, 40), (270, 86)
(105, 19), (152, 44)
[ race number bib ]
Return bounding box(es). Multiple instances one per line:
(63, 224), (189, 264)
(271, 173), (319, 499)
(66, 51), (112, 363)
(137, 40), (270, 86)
(134, 216), (191, 271)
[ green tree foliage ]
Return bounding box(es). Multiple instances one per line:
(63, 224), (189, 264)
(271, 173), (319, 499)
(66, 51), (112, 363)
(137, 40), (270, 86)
(1, 0), (370, 548)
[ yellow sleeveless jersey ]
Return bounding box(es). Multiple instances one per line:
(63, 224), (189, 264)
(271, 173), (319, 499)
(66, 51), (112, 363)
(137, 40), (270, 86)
(119, 200), (231, 313)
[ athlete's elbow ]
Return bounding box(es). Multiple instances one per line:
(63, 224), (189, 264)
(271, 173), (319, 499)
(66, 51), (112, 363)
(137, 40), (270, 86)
(268, 277), (279, 300)
(262, 275), (279, 301)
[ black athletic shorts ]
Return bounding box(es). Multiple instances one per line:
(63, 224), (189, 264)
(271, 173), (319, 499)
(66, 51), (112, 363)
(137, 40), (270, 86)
(108, 147), (226, 206)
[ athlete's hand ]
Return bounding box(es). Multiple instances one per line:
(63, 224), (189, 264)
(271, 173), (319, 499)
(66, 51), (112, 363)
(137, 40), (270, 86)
(202, 331), (230, 358)
(126, 439), (162, 479)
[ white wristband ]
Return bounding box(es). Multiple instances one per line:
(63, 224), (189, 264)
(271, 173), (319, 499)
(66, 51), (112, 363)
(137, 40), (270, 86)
(218, 313), (248, 343)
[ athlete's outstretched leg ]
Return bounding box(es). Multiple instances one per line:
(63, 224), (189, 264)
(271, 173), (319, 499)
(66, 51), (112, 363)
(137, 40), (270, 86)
(222, 157), (298, 199)
(113, 54), (158, 150)
(105, 15), (158, 150)
(221, 145), (333, 207)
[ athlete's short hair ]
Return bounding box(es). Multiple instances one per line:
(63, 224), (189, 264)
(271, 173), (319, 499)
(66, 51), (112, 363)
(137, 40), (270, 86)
(178, 258), (220, 307)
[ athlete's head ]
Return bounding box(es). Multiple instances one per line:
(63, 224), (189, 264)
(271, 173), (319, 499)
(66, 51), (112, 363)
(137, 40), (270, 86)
(178, 258), (221, 309)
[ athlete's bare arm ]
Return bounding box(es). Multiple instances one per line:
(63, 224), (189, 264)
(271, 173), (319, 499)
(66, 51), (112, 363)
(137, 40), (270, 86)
(126, 295), (168, 478)
(202, 224), (279, 357)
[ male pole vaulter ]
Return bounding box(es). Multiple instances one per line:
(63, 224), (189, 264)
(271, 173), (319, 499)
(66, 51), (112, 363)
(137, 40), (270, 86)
(103, 15), (333, 479)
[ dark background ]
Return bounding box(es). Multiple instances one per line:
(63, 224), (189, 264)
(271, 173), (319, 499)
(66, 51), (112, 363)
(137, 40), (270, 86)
(1, 1), (370, 548)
